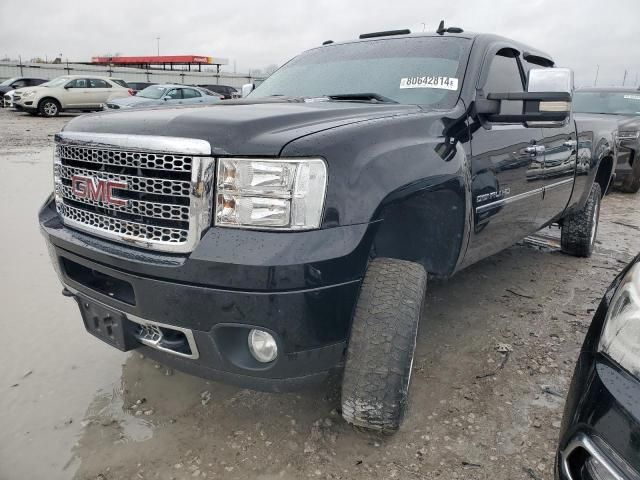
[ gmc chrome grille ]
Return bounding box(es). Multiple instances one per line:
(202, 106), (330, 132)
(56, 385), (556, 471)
(53, 132), (214, 253)
(56, 164), (192, 196)
(57, 145), (193, 172)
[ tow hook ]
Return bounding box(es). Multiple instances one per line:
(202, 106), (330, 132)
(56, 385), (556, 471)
(61, 287), (75, 298)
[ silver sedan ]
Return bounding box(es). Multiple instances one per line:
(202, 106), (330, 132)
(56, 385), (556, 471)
(104, 84), (223, 110)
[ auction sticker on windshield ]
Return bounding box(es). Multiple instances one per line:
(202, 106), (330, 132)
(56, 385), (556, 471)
(399, 76), (459, 90)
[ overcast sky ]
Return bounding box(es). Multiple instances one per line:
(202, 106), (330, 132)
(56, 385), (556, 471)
(1, 0), (639, 86)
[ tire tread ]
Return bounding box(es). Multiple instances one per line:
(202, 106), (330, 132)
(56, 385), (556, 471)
(341, 257), (427, 433)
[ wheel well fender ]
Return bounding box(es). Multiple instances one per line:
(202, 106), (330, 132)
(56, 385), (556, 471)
(370, 174), (468, 278)
(38, 97), (61, 109)
(595, 155), (614, 196)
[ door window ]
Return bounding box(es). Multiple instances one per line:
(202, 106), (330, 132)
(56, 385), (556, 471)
(66, 79), (89, 88)
(165, 89), (183, 99)
(182, 88), (201, 99)
(89, 79), (111, 88)
(483, 50), (524, 115)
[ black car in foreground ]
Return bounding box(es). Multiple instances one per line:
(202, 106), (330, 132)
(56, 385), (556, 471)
(573, 88), (640, 193)
(557, 253), (640, 480)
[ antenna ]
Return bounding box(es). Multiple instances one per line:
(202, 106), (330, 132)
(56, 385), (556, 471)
(436, 20), (464, 35)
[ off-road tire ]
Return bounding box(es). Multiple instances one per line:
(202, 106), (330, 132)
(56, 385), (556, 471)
(341, 257), (427, 433)
(561, 182), (601, 257)
(38, 98), (60, 117)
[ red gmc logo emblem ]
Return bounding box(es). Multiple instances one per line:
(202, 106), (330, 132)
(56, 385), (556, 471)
(71, 175), (128, 207)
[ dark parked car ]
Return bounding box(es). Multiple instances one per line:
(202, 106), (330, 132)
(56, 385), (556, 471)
(0, 77), (47, 105)
(574, 87), (640, 193)
(127, 82), (155, 94)
(41, 27), (615, 433)
(557, 253), (640, 479)
(198, 84), (237, 99)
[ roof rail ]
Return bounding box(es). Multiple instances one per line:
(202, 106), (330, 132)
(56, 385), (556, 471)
(436, 20), (463, 35)
(359, 29), (411, 39)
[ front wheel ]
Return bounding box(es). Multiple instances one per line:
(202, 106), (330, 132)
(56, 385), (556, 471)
(341, 257), (427, 433)
(561, 182), (601, 257)
(38, 98), (60, 117)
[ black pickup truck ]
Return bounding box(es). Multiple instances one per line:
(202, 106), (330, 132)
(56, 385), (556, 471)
(573, 87), (640, 193)
(40, 27), (616, 432)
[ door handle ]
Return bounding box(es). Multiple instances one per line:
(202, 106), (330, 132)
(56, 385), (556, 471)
(563, 140), (577, 149)
(525, 145), (546, 155)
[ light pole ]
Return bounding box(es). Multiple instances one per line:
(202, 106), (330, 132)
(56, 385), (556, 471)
(594, 65), (599, 86)
(156, 37), (160, 57)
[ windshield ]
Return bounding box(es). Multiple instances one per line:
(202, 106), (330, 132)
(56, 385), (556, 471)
(45, 76), (72, 88)
(573, 91), (640, 115)
(250, 36), (470, 107)
(137, 86), (168, 99)
(0, 77), (19, 86)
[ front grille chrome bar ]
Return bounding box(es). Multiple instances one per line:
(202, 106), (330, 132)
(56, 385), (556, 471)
(54, 132), (214, 253)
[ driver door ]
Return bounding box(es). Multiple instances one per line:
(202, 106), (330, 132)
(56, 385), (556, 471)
(163, 88), (184, 105)
(465, 48), (546, 264)
(64, 78), (91, 107)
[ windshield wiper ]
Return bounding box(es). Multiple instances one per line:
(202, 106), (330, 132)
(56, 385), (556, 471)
(326, 93), (398, 104)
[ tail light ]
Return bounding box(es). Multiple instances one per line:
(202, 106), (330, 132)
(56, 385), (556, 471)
(128, 89), (135, 96)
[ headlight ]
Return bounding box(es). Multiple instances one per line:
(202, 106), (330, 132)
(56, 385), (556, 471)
(215, 158), (327, 230)
(599, 263), (640, 378)
(616, 130), (640, 141)
(22, 91), (35, 98)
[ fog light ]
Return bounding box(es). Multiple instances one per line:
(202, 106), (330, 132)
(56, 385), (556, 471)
(248, 329), (277, 363)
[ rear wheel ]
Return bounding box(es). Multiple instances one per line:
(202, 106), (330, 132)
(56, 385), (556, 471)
(618, 169), (640, 193)
(38, 98), (60, 117)
(341, 257), (427, 433)
(561, 182), (601, 257)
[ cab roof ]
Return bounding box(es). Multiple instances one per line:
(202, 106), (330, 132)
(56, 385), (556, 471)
(320, 30), (555, 67)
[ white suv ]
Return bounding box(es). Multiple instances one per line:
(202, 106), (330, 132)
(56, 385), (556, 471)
(13, 75), (130, 117)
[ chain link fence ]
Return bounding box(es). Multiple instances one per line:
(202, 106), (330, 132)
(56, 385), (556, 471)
(0, 62), (264, 89)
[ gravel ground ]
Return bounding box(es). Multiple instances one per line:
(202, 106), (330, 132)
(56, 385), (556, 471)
(1, 107), (639, 480)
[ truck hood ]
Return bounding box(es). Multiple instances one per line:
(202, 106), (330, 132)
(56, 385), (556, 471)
(62, 99), (421, 156)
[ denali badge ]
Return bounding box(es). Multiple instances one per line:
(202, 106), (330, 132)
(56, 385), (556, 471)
(477, 187), (511, 203)
(71, 175), (128, 207)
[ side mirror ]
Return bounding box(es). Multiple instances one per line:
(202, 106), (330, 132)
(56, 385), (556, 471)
(163, 97), (169, 101)
(476, 68), (573, 127)
(241, 83), (255, 97)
